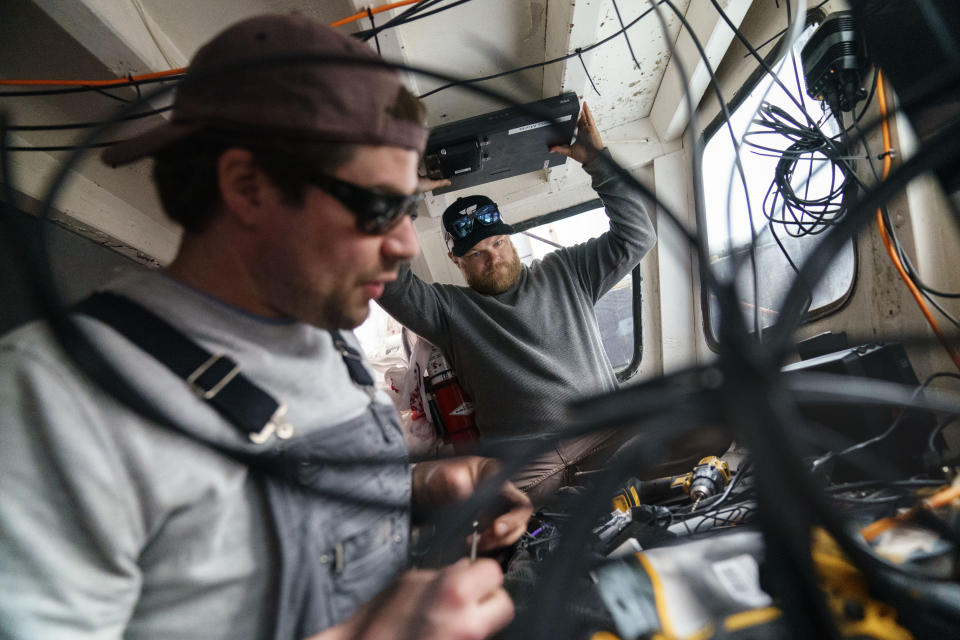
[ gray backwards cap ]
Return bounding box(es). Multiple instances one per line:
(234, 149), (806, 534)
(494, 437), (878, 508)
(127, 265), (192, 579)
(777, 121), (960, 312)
(103, 13), (428, 166)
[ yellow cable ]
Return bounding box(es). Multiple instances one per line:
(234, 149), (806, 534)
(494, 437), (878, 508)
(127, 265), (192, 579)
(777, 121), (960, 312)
(635, 553), (676, 638)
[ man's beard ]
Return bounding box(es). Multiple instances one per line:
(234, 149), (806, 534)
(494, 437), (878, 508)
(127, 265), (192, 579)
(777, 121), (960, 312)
(465, 245), (523, 295)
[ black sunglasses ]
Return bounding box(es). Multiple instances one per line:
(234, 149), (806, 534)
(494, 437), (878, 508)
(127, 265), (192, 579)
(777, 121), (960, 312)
(308, 174), (420, 234)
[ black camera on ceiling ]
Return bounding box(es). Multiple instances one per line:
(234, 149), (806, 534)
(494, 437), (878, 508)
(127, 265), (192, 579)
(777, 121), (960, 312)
(801, 11), (870, 114)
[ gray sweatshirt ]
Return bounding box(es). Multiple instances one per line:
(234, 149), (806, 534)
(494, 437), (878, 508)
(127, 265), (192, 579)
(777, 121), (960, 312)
(378, 153), (656, 440)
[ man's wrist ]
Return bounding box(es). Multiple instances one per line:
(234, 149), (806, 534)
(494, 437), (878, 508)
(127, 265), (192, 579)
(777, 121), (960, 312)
(584, 147), (618, 189)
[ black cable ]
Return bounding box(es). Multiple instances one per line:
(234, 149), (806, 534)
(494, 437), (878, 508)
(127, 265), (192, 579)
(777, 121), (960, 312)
(7, 3), (960, 636)
(1, 56), (612, 640)
(648, 0), (733, 331)
(418, 1), (670, 100)
(882, 208), (960, 330)
(747, 102), (853, 237)
(610, 0), (641, 71)
(511, 408), (706, 640)
(900, 245), (960, 301)
(356, 0), (476, 41)
(575, 49), (601, 97)
(915, 0), (960, 70)
(929, 416), (959, 454)
(851, 113), (960, 303)
(5, 106), (172, 132)
(743, 1), (847, 59)
(923, 374), (960, 456)
(658, 5), (839, 636)
(770, 101), (960, 358)
(92, 87), (135, 104)
(708, 0), (867, 206)
(0, 0), (461, 103)
(710, 0), (834, 335)
(849, 66), (878, 130)
(2, 140), (121, 152)
(826, 478), (948, 494)
(828, 491), (910, 505)
(0, 74), (186, 98)
(850, 115), (960, 330)
(7, 56), (728, 640)
(1, 18), (928, 640)
(658, 0), (763, 336)
(357, 0), (451, 42)
(809, 372), (960, 472)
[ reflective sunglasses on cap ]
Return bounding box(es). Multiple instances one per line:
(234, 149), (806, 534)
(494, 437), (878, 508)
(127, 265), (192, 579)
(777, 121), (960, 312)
(309, 173), (420, 234)
(450, 204), (501, 239)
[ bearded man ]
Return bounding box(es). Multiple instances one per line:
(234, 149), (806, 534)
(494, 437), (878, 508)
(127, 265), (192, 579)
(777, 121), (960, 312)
(377, 103), (657, 504)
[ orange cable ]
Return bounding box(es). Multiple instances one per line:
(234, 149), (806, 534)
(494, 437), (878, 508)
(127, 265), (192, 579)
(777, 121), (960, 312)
(0, 0), (425, 87)
(873, 69), (960, 372)
(861, 484), (960, 542)
(329, 0), (423, 28)
(0, 68), (186, 88)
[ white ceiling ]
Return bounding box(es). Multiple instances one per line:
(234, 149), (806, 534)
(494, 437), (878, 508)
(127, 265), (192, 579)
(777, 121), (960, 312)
(2, 0), (752, 266)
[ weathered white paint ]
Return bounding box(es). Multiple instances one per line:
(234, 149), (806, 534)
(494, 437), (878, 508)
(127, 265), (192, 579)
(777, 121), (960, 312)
(542, 0), (577, 99)
(347, 0), (421, 96)
(34, 0), (186, 76)
(650, 0), (753, 142)
(9, 134), (181, 265)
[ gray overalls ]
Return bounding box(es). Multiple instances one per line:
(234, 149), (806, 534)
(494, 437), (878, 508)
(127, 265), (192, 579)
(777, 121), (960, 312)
(265, 401), (411, 639)
(75, 294), (412, 639)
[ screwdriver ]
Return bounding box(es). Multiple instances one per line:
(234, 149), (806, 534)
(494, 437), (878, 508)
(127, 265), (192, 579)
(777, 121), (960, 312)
(470, 520), (479, 562)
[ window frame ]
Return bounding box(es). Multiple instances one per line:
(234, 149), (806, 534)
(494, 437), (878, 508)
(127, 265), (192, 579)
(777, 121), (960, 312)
(697, 31), (858, 351)
(512, 199), (644, 381)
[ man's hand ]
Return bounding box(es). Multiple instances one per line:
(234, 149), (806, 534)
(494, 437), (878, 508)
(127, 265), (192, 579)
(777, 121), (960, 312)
(309, 559), (513, 640)
(413, 456), (533, 552)
(549, 102), (603, 166)
(417, 177), (452, 193)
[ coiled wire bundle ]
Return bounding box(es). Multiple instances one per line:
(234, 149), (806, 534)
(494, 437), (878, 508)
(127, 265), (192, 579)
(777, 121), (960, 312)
(746, 101), (854, 238)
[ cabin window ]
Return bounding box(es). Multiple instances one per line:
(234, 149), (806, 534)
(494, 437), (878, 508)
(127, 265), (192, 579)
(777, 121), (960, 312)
(700, 24), (856, 345)
(513, 202), (641, 377)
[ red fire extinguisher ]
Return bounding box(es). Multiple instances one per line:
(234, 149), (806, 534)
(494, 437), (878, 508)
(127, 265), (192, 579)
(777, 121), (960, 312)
(423, 348), (479, 453)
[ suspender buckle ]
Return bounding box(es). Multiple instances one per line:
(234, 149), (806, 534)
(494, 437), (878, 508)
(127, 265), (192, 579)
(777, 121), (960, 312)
(249, 404), (295, 444)
(186, 353), (240, 400)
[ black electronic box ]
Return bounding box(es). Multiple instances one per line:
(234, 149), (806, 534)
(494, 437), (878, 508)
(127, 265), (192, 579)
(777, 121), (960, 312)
(423, 92), (580, 195)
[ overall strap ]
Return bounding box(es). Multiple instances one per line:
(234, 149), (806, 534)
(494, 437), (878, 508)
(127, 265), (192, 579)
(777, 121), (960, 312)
(330, 330), (375, 388)
(74, 291), (293, 444)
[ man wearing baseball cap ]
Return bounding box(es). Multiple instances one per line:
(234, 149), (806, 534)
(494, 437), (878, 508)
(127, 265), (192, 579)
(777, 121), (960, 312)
(378, 103), (657, 504)
(0, 13), (530, 640)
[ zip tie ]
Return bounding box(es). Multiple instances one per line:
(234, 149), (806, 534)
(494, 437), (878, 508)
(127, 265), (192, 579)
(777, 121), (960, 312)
(128, 74), (141, 101)
(877, 149), (897, 161)
(576, 48), (601, 97)
(367, 7), (382, 56)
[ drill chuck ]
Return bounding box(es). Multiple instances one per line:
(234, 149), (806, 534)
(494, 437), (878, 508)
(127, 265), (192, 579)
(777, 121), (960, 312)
(688, 457), (731, 503)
